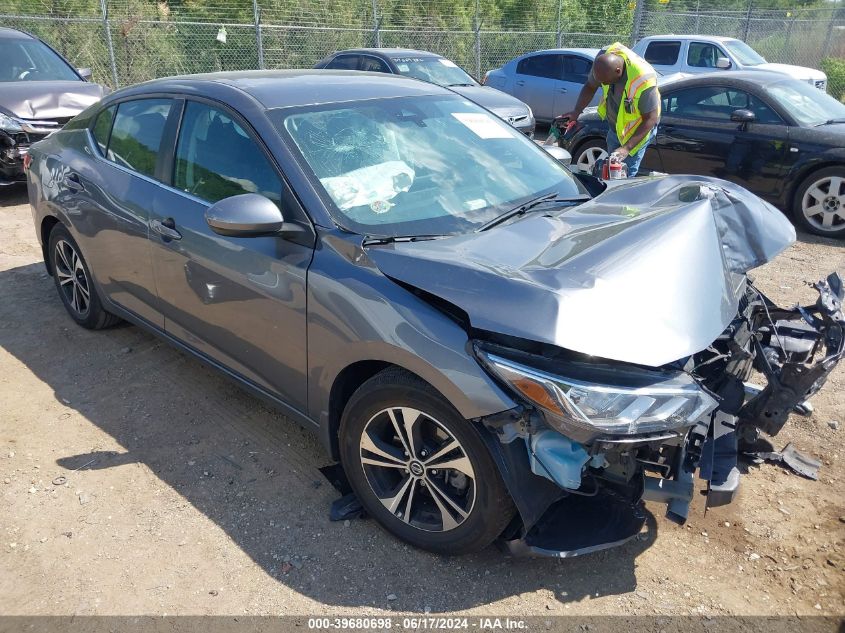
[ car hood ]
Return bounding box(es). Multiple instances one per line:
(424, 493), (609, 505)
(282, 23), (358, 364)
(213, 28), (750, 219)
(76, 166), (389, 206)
(449, 85), (531, 116)
(0, 81), (106, 120)
(367, 176), (796, 367)
(755, 63), (826, 81)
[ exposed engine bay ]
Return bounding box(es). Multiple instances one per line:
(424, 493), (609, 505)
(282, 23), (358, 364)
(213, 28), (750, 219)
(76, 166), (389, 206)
(475, 273), (844, 557)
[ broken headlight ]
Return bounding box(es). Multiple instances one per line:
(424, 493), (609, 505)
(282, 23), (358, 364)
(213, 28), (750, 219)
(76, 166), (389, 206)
(0, 112), (24, 134)
(477, 350), (718, 440)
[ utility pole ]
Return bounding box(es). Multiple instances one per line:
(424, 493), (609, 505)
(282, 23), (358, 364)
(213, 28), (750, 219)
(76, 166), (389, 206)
(99, 0), (119, 87)
(252, 0), (264, 70)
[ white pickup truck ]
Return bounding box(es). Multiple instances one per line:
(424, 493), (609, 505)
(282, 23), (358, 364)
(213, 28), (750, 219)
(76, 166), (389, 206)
(632, 35), (827, 92)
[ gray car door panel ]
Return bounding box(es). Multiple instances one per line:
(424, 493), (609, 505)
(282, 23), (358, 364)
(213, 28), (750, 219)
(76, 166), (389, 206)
(149, 100), (312, 412)
(53, 107), (167, 327)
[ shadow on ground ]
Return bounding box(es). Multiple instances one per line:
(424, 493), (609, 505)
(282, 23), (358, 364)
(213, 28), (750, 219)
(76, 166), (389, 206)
(0, 184), (28, 208)
(0, 260), (658, 611)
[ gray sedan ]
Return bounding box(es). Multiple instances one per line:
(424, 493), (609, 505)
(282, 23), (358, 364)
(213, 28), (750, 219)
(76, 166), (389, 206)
(26, 70), (843, 557)
(484, 48), (601, 122)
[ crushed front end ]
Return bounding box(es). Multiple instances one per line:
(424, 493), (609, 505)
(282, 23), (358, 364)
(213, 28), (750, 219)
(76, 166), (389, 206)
(474, 273), (844, 557)
(0, 115), (69, 186)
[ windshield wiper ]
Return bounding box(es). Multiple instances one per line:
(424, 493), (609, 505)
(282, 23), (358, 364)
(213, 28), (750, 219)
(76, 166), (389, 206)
(445, 83), (476, 87)
(476, 193), (588, 232)
(362, 234), (443, 246)
(817, 118), (845, 126)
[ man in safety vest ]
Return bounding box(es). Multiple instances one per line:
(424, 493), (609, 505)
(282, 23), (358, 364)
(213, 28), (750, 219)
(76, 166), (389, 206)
(557, 42), (660, 177)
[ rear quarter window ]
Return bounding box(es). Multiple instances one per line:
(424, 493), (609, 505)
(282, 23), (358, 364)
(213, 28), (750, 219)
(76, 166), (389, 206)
(91, 106), (116, 156)
(644, 41), (681, 66)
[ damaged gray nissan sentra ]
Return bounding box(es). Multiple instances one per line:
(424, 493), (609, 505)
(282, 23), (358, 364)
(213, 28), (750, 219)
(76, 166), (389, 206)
(26, 71), (844, 557)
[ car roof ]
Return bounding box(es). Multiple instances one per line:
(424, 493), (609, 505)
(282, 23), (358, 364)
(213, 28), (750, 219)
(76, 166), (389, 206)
(640, 34), (738, 43)
(0, 27), (35, 40)
(663, 69), (800, 89)
(116, 69), (452, 110)
(336, 48), (442, 59)
(522, 48), (600, 57)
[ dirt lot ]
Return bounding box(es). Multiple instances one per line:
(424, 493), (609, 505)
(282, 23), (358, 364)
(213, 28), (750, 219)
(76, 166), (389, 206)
(0, 185), (843, 618)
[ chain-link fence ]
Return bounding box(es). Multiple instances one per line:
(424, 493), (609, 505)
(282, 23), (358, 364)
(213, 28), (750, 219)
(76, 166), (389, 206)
(1, 0), (843, 97)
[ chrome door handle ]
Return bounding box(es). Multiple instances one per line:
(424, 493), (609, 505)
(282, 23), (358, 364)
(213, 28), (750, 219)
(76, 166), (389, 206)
(151, 218), (182, 241)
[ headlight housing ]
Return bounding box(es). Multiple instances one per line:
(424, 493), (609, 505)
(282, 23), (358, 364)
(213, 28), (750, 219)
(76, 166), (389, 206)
(0, 112), (24, 133)
(476, 347), (718, 442)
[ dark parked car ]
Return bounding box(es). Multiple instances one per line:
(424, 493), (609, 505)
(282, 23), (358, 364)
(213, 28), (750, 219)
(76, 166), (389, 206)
(315, 48), (535, 136)
(560, 71), (845, 238)
(0, 27), (108, 186)
(27, 70), (843, 557)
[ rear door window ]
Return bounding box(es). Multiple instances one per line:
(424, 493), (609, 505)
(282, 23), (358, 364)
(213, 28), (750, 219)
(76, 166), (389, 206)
(643, 41), (681, 66)
(325, 55), (361, 70)
(173, 101), (282, 207)
(105, 99), (172, 178)
(91, 105), (116, 156)
(516, 54), (563, 80)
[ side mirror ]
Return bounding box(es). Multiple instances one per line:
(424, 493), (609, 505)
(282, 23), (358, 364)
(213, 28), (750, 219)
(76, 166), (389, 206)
(715, 57), (732, 69)
(543, 145), (572, 166)
(731, 108), (755, 123)
(205, 193), (285, 237)
(77, 68), (93, 81)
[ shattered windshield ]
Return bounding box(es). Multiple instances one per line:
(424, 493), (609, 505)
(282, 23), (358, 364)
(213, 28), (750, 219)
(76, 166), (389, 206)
(389, 56), (476, 86)
(272, 95), (586, 237)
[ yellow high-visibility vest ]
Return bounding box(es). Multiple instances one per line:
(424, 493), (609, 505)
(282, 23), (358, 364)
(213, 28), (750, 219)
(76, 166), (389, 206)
(596, 42), (660, 154)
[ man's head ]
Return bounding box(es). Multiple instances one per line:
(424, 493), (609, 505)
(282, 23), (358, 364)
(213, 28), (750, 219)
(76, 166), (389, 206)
(593, 52), (625, 85)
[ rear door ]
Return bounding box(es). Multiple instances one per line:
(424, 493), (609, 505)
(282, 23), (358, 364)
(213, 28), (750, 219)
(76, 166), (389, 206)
(149, 98), (313, 411)
(656, 85), (787, 199)
(64, 97), (176, 327)
(512, 54), (564, 120)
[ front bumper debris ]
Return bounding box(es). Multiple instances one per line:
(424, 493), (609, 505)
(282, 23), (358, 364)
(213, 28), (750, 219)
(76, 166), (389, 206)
(487, 273), (843, 557)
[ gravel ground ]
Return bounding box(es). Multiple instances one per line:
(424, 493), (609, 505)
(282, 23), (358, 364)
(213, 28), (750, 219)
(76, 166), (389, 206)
(0, 185), (843, 617)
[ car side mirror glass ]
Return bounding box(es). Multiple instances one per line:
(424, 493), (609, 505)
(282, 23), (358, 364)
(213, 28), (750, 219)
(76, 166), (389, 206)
(731, 108), (755, 123)
(77, 68), (93, 81)
(716, 57), (732, 69)
(205, 193), (286, 237)
(543, 145), (572, 166)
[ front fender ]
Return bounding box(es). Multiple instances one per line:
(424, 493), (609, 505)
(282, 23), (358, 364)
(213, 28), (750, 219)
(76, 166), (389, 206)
(307, 231), (516, 450)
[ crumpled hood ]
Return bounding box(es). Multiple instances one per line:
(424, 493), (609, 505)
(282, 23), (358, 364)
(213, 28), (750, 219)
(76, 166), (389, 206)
(367, 176), (796, 367)
(756, 63), (826, 81)
(0, 81), (106, 120)
(449, 85), (531, 116)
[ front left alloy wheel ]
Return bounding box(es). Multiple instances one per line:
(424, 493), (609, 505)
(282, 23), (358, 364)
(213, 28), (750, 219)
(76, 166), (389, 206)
(339, 367), (515, 554)
(793, 167), (845, 238)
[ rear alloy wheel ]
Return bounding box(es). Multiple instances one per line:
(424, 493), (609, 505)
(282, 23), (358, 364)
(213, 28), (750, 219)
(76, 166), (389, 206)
(574, 139), (608, 174)
(339, 368), (515, 555)
(793, 167), (845, 238)
(48, 225), (120, 329)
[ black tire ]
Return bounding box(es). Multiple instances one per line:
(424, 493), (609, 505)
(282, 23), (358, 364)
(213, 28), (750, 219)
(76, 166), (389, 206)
(47, 224), (121, 329)
(339, 367), (515, 555)
(791, 166), (845, 239)
(572, 137), (608, 175)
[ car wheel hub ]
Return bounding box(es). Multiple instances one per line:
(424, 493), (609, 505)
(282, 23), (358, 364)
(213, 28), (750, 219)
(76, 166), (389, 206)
(802, 175), (844, 232)
(576, 146), (608, 172)
(54, 239), (90, 316)
(359, 406), (476, 532)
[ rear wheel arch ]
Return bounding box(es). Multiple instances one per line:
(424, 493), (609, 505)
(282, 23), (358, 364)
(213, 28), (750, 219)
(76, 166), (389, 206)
(40, 216), (61, 274)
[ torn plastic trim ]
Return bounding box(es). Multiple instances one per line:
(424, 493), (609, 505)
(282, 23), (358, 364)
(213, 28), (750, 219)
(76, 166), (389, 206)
(738, 273), (844, 438)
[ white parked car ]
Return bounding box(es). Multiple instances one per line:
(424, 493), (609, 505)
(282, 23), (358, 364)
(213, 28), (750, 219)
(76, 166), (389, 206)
(632, 35), (827, 92)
